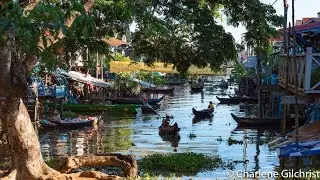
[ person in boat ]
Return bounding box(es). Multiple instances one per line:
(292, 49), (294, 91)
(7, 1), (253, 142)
(198, 78), (204, 87)
(207, 101), (214, 112)
(161, 115), (179, 129)
(162, 115), (170, 127)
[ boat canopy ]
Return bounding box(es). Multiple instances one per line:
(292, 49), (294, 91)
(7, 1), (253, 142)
(128, 77), (156, 87)
(61, 71), (112, 88)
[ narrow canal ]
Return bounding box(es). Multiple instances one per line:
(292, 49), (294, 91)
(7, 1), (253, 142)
(39, 76), (280, 178)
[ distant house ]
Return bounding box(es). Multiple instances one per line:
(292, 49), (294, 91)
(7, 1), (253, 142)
(104, 37), (132, 56)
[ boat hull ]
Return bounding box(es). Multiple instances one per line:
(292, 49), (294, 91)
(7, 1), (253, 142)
(191, 86), (203, 93)
(142, 87), (174, 94)
(216, 96), (258, 104)
(231, 113), (283, 126)
(192, 108), (213, 119)
(40, 117), (99, 129)
(159, 126), (180, 135)
(147, 95), (165, 105)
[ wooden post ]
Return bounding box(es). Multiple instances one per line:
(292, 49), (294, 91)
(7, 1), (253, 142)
(59, 98), (64, 115)
(292, 0), (299, 144)
(282, 104), (287, 133)
(101, 54), (105, 80)
(286, 23), (291, 89)
(245, 77), (249, 95)
(305, 47), (313, 91)
(96, 52), (99, 78)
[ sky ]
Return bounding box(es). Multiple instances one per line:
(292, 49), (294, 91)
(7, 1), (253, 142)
(223, 0), (320, 43)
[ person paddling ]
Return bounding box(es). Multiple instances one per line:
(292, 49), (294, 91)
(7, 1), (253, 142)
(207, 101), (214, 112)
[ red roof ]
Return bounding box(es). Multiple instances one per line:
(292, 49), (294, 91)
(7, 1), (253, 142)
(302, 18), (320, 24)
(104, 37), (127, 47)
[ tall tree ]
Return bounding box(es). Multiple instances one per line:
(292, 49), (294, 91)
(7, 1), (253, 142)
(0, 1), (98, 179)
(132, 0), (282, 73)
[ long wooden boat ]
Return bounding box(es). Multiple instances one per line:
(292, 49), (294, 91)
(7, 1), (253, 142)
(147, 95), (165, 105)
(216, 96), (258, 104)
(192, 108), (213, 119)
(142, 87), (174, 94)
(191, 85), (204, 93)
(141, 104), (160, 114)
(40, 116), (99, 129)
(231, 113), (284, 126)
(159, 125), (180, 135)
(62, 104), (137, 114)
(106, 97), (143, 104)
(106, 96), (164, 105)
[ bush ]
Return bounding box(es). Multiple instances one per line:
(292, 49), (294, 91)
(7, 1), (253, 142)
(139, 153), (222, 175)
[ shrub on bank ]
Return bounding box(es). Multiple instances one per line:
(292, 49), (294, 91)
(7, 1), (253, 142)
(139, 152), (222, 175)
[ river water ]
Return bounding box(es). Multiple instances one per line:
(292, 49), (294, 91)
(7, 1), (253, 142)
(39, 76), (281, 178)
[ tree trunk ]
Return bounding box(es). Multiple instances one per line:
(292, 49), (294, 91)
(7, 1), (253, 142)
(0, 98), (59, 180)
(0, 32), (58, 179)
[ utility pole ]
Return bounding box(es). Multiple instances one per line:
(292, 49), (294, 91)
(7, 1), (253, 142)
(282, 0), (289, 133)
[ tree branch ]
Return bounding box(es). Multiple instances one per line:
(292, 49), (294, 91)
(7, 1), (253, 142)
(26, 0), (95, 70)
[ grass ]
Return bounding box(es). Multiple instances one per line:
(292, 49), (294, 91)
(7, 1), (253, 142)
(138, 152), (222, 176)
(109, 61), (220, 75)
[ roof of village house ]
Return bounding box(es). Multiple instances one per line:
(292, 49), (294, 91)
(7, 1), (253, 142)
(302, 17), (320, 24)
(270, 20), (320, 42)
(104, 37), (128, 47)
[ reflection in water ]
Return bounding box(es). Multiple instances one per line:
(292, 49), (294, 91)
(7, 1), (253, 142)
(34, 76), (282, 178)
(39, 116), (134, 162)
(159, 134), (181, 151)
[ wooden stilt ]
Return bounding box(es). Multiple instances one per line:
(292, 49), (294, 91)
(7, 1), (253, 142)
(282, 104), (287, 133)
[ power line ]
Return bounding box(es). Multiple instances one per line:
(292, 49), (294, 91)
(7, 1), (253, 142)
(271, 0), (278, 6)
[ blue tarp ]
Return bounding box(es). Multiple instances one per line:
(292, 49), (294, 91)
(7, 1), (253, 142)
(277, 141), (320, 157)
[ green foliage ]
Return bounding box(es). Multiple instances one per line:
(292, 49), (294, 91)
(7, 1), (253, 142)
(229, 61), (255, 83)
(227, 137), (243, 146)
(113, 52), (131, 62)
(188, 133), (197, 140)
(61, 111), (78, 118)
(135, 71), (167, 86)
(139, 153), (222, 175)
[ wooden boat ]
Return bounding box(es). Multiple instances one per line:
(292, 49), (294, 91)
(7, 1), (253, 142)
(147, 95), (164, 105)
(40, 116), (99, 129)
(218, 81), (228, 88)
(190, 85), (204, 93)
(159, 125), (180, 135)
(141, 104), (160, 114)
(192, 108), (213, 119)
(231, 113), (284, 126)
(142, 87), (174, 94)
(106, 97), (143, 104)
(216, 96), (258, 104)
(62, 104), (137, 114)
